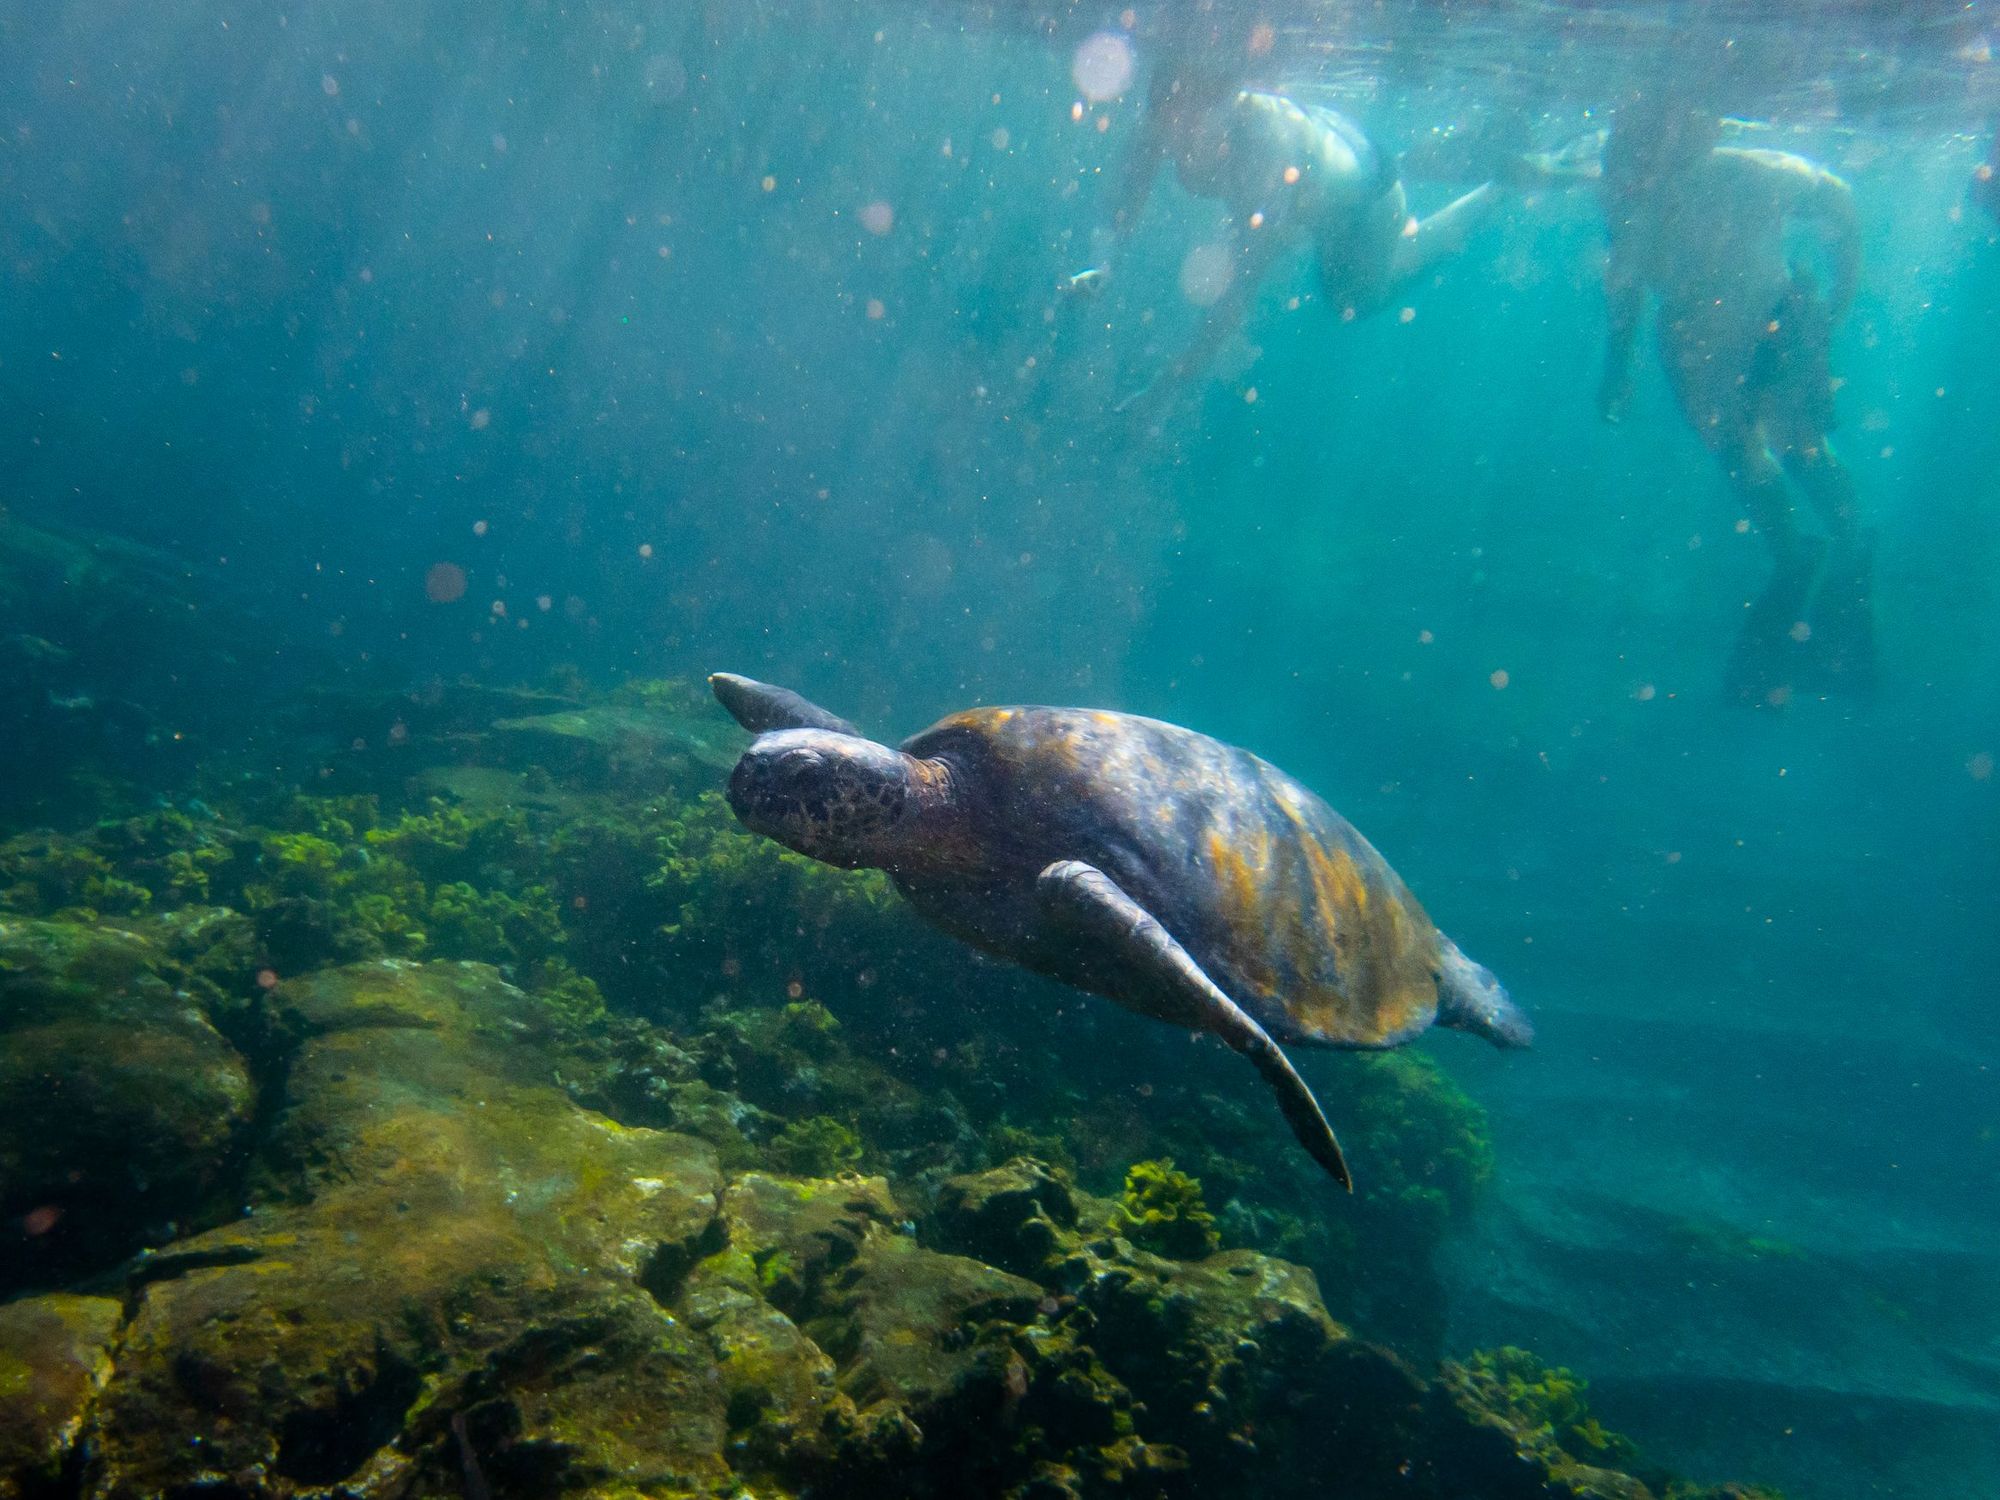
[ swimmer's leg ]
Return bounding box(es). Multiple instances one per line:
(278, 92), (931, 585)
(1724, 454), (1826, 708)
(1386, 182), (1505, 290)
(1116, 221), (1288, 418)
(1758, 282), (1875, 697)
(1783, 440), (1876, 696)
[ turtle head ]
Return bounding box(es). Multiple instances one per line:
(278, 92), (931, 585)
(727, 729), (917, 870)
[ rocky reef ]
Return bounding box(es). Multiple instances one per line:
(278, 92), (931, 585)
(0, 676), (1785, 1498)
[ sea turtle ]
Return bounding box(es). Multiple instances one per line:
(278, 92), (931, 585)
(711, 673), (1531, 1189)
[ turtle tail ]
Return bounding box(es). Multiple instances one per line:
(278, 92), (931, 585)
(1435, 937), (1533, 1049)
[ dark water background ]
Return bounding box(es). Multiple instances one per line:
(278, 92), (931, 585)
(3, 2), (1997, 1495)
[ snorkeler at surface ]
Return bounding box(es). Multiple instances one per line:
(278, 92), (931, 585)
(1067, 14), (1535, 415)
(1598, 98), (1873, 705)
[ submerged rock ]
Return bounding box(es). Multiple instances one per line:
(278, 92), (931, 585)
(0, 917), (254, 1295)
(87, 959), (734, 1500)
(0, 938), (1778, 1500)
(0, 1293), (122, 1498)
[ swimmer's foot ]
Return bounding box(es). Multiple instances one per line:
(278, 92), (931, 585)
(1803, 531), (1878, 698)
(1725, 536), (1828, 708)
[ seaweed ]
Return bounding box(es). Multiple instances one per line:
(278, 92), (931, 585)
(1450, 1345), (1641, 1470)
(765, 1115), (867, 1177)
(1106, 1158), (1221, 1260)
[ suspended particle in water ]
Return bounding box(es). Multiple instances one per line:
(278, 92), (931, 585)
(1788, 620), (1811, 643)
(1489, 669), (1510, 690)
(1634, 683), (1656, 701)
(256, 968), (281, 990)
(1970, 752), (1993, 781)
(859, 200), (894, 235)
(866, 298), (886, 320)
(469, 408), (491, 430)
(425, 562), (468, 603)
(638, 543), (654, 559)
(1072, 30), (1135, 103)
(472, 519), (488, 536)
(1179, 242), (1234, 307)
(536, 594), (553, 612)
(22, 1206), (62, 1237)
(321, 73), (339, 97)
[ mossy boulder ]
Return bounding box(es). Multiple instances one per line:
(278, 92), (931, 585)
(0, 1293), (122, 1498)
(0, 917), (254, 1295)
(86, 959), (735, 1500)
(1428, 1346), (1658, 1500)
(932, 1155), (1082, 1280)
(933, 1159), (1430, 1496)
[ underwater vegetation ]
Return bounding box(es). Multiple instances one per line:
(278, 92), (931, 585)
(0, 676), (1785, 1498)
(1106, 1159), (1221, 1259)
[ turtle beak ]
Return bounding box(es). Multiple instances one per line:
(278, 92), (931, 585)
(726, 732), (828, 836)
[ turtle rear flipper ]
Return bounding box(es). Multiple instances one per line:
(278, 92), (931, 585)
(1435, 937), (1533, 1048)
(709, 673), (865, 738)
(1036, 859), (1352, 1191)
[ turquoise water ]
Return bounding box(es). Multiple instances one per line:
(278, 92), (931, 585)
(2, 4), (1997, 1497)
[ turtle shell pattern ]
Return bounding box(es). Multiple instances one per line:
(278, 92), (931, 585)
(899, 706), (1445, 1049)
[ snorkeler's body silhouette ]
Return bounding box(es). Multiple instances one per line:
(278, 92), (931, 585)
(1599, 102), (1873, 704)
(1069, 16), (1515, 415)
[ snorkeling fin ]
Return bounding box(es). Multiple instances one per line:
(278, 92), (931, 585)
(1726, 535), (1827, 708)
(1804, 530), (1878, 698)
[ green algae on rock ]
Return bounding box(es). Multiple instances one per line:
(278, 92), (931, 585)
(0, 679), (1796, 1500)
(0, 917), (255, 1296)
(89, 959), (735, 1500)
(1105, 1159), (1222, 1260)
(0, 1293), (122, 1499)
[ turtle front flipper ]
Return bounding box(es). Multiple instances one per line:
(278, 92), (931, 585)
(709, 673), (864, 738)
(1036, 860), (1352, 1191)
